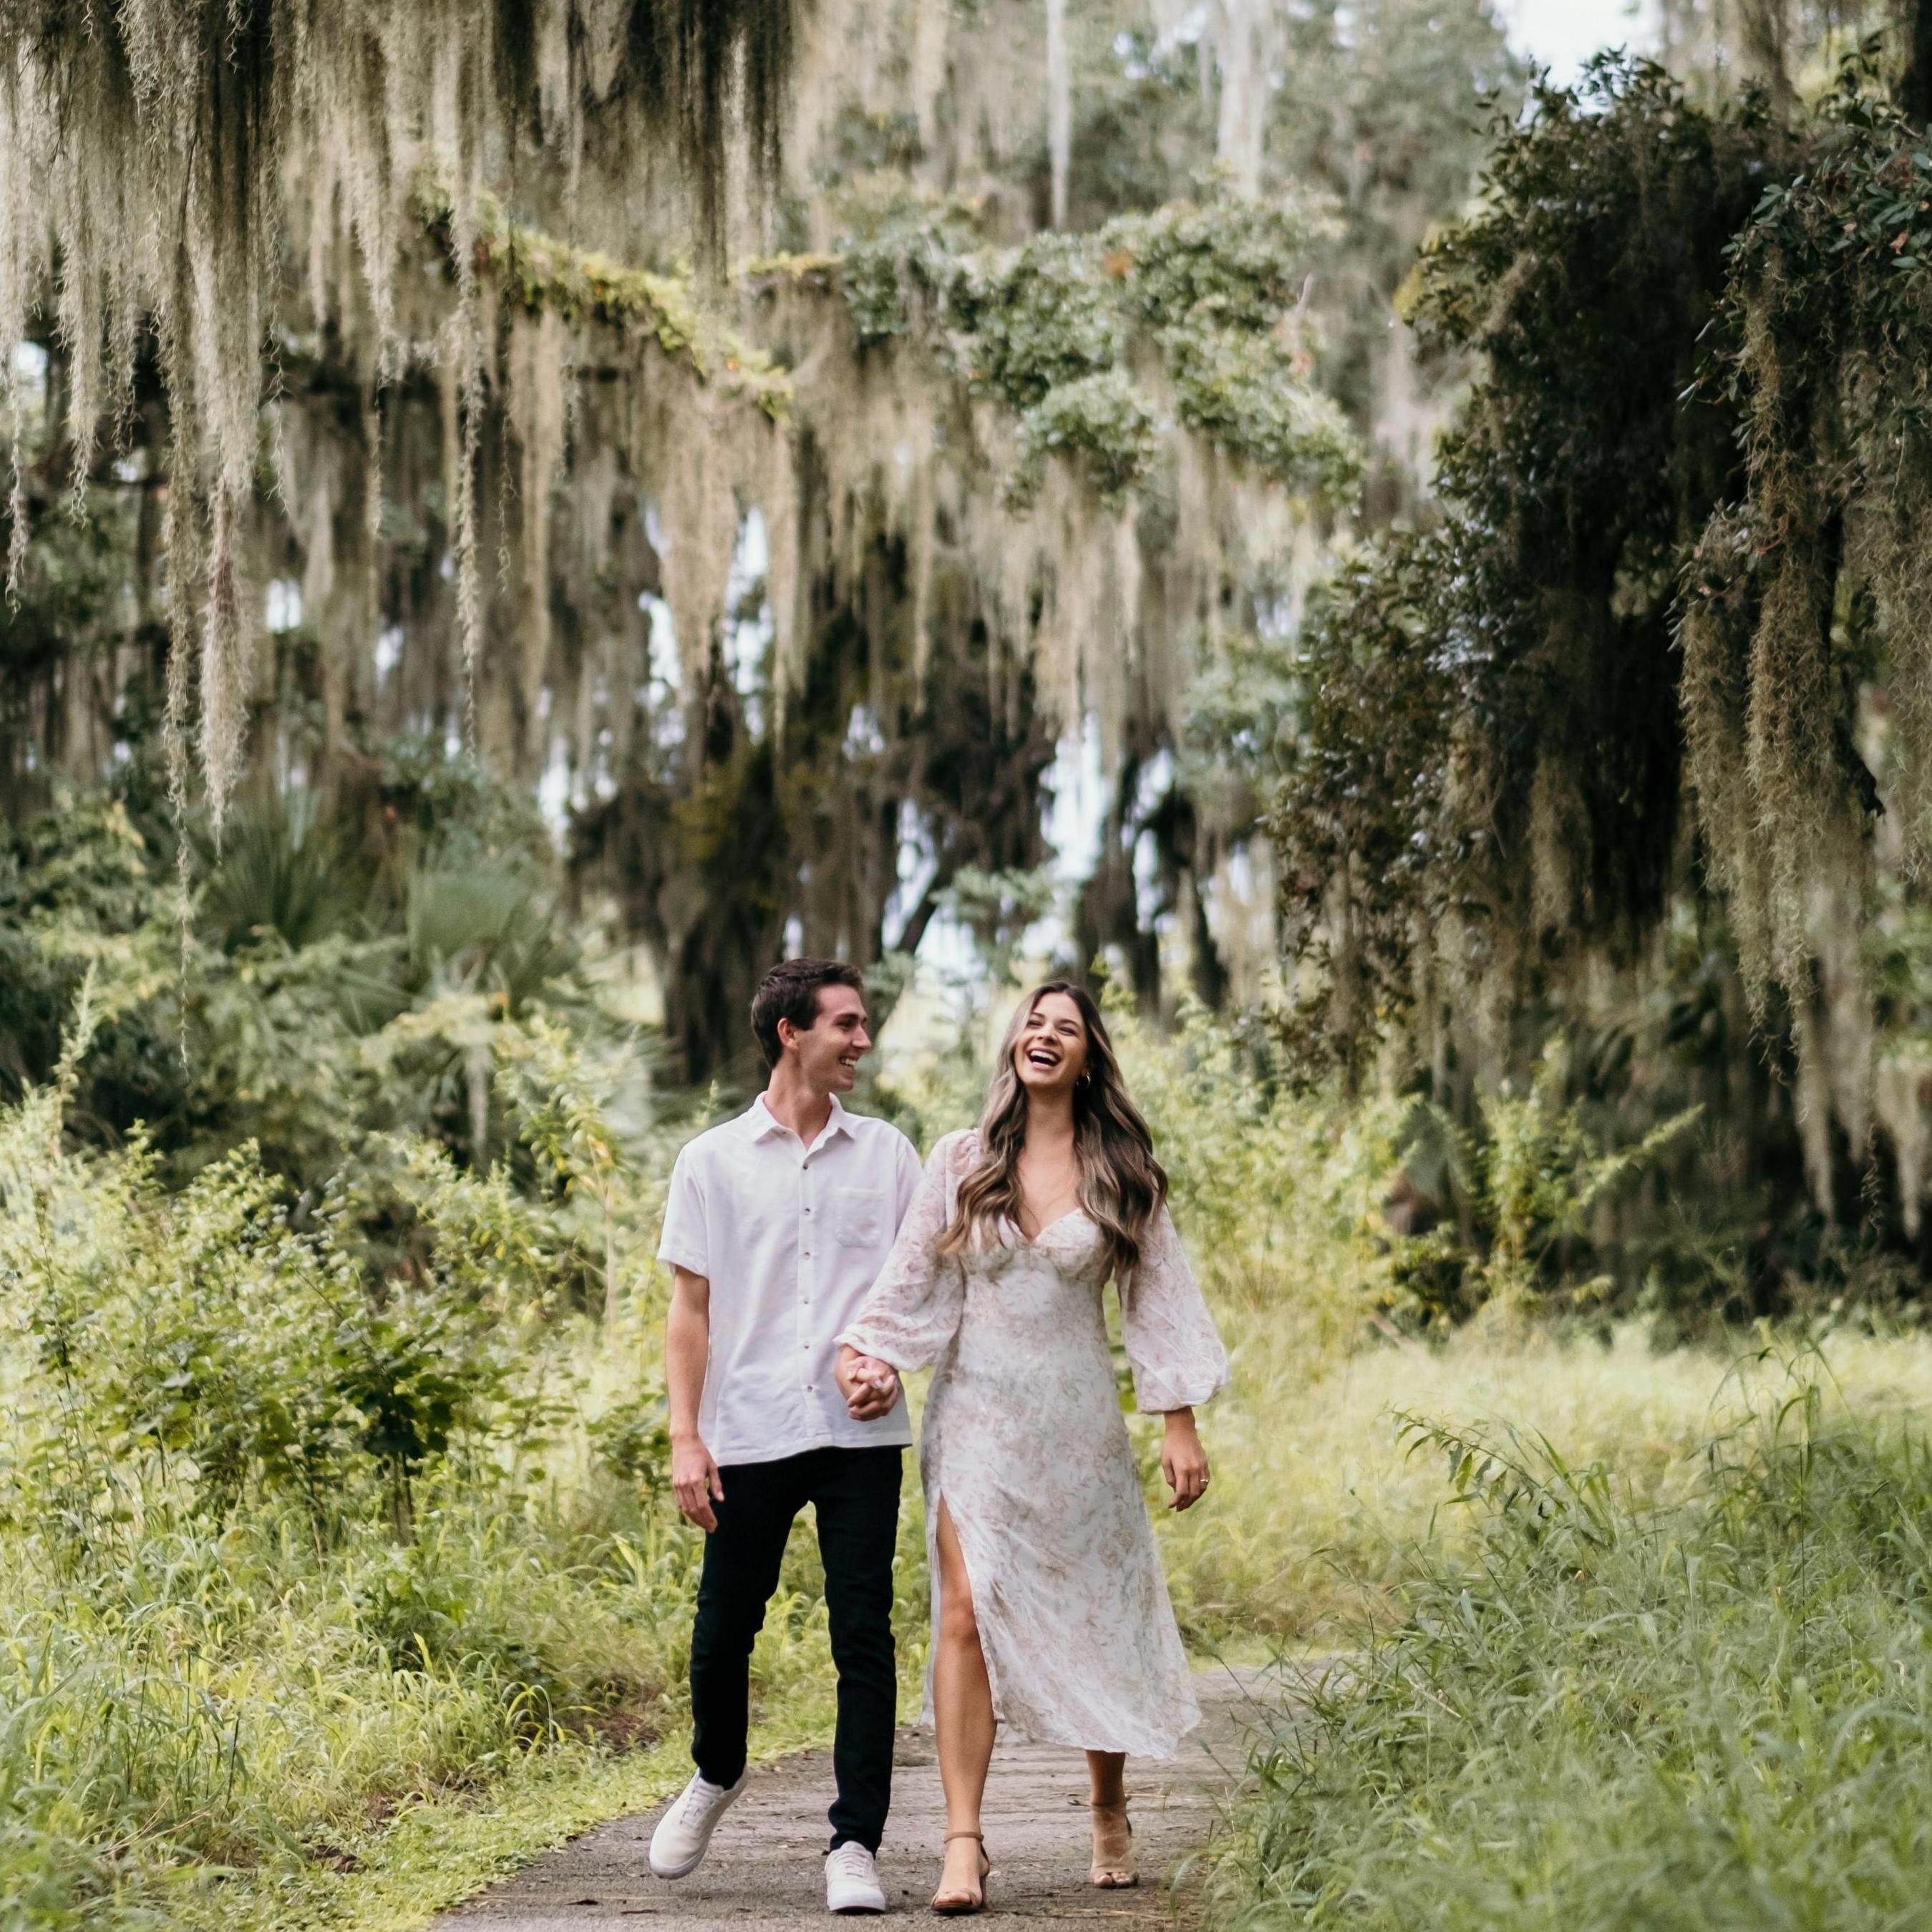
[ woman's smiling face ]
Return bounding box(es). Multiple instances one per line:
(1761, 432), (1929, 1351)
(1013, 989), (1089, 1096)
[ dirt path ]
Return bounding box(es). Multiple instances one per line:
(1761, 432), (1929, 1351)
(434, 1667), (1281, 1928)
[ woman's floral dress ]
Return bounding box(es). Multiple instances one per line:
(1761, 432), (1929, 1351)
(840, 1129), (1229, 1757)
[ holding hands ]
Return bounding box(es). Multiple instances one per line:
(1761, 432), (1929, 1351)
(836, 1343), (901, 1420)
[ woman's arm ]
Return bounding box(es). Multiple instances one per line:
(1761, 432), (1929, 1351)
(835, 1132), (972, 1415)
(1119, 1200), (1231, 1416)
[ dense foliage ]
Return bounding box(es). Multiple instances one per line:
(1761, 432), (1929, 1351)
(0, 756), (604, 1202)
(0, 995), (702, 1928)
(1684, 72), (1932, 1027)
(1275, 60), (1780, 1081)
(1214, 1379), (1932, 1931)
(1268, 48), (1932, 1298)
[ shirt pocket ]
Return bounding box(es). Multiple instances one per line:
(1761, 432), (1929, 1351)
(832, 1185), (887, 1248)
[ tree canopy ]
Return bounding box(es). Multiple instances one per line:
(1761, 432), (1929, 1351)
(1273, 39), (1932, 1257)
(0, 1), (802, 826)
(1, 0), (1519, 1076)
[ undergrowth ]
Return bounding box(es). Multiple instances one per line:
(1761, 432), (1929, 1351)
(0, 989), (921, 1931)
(1210, 1357), (1932, 1930)
(10, 958), (1932, 1927)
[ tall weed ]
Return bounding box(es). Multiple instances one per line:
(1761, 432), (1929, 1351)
(0, 1004), (850, 1928)
(1211, 1358), (1932, 1931)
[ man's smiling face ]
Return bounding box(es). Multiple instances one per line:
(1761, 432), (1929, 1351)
(782, 983), (873, 1091)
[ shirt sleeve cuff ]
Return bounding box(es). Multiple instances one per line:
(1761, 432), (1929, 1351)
(657, 1245), (708, 1276)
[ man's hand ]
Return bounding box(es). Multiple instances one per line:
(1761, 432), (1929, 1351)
(1160, 1409), (1210, 1511)
(671, 1431), (725, 1531)
(836, 1343), (901, 1420)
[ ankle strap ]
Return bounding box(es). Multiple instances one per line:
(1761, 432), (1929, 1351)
(944, 1830), (985, 1844)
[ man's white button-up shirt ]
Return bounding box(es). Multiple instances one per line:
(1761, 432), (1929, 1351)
(656, 1093), (923, 1466)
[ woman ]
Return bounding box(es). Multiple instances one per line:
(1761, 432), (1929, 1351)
(837, 981), (1228, 1915)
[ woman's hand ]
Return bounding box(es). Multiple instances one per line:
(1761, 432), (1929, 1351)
(1160, 1408), (1210, 1510)
(836, 1343), (901, 1420)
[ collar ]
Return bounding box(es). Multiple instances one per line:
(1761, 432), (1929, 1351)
(749, 1091), (855, 1145)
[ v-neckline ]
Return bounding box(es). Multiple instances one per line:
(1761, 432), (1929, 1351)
(1019, 1207), (1086, 1243)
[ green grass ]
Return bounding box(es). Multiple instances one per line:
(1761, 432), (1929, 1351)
(1162, 1319), (1932, 1645)
(1204, 1349), (1932, 1931)
(190, 1690), (823, 1932)
(0, 1385), (932, 1932)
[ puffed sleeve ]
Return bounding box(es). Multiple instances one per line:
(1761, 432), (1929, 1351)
(838, 1130), (974, 1372)
(1120, 1200), (1230, 1414)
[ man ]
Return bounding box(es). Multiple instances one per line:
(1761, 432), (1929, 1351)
(648, 958), (922, 1916)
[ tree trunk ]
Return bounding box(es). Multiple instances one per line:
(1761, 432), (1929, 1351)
(1046, 0), (1070, 227)
(1898, 0), (1932, 128)
(1735, 0), (1795, 115)
(1210, 0), (1278, 193)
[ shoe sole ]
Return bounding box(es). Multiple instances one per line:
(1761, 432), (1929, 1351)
(648, 1780), (747, 1879)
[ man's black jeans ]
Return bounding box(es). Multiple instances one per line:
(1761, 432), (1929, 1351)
(689, 1444), (902, 1853)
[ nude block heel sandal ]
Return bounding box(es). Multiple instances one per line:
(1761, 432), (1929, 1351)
(931, 1830), (991, 1916)
(1090, 1797), (1138, 1889)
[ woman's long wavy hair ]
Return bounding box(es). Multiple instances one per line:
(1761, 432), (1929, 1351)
(938, 980), (1168, 1277)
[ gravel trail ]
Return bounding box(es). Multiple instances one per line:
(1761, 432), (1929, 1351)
(432, 1667), (1281, 1929)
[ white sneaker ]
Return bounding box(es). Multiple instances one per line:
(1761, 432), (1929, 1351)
(825, 1841), (887, 1914)
(648, 1770), (747, 1879)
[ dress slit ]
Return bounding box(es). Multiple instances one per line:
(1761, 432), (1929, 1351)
(929, 1489), (1006, 1727)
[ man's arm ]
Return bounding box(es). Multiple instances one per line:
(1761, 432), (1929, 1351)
(666, 1266), (724, 1530)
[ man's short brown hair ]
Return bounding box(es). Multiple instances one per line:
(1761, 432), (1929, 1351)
(749, 958), (865, 1068)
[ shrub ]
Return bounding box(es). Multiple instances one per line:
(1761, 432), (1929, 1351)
(0, 991), (695, 1923)
(1210, 1367), (1932, 1931)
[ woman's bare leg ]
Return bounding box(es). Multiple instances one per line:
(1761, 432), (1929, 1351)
(932, 1498), (995, 1903)
(1086, 1749), (1135, 1886)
